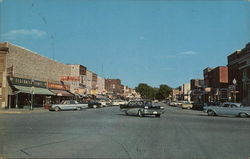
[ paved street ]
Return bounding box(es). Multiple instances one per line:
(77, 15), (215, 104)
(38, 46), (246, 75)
(0, 104), (249, 159)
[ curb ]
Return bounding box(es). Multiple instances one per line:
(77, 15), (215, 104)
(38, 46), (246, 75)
(0, 109), (48, 114)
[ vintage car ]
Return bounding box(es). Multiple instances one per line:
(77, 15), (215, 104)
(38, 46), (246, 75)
(82, 100), (102, 108)
(181, 101), (193, 109)
(120, 100), (165, 117)
(96, 98), (111, 107)
(111, 99), (127, 106)
(49, 100), (88, 111)
(203, 102), (250, 117)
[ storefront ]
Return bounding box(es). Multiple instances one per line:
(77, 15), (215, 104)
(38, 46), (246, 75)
(8, 77), (55, 108)
(48, 82), (74, 104)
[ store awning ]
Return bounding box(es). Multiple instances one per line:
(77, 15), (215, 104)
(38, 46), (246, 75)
(13, 85), (55, 95)
(49, 89), (74, 97)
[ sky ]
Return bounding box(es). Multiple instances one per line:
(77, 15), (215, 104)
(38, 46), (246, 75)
(0, 0), (250, 88)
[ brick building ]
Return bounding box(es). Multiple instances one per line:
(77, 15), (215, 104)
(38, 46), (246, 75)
(0, 42), (73, 108)
(68, 64), (87, 95)
(203, 66), (228, 103)
(105, 79), (123, 98)
(190, 79), (204, 103)
(228, 42), (250, 105)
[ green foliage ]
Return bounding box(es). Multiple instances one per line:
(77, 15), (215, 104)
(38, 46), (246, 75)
(135, 83), (156, 100)
(135, 83), (172, 100)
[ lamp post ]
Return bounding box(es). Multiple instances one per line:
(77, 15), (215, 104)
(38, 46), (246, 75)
(233, 78), (237, 103)
(30, 86), (34, 110)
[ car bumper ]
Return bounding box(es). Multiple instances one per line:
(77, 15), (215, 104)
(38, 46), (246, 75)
(143, 109), (163, 115)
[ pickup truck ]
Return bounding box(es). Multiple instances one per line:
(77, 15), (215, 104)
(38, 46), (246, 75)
(203, 102), (250, 117)
(120, 100), (165, 117)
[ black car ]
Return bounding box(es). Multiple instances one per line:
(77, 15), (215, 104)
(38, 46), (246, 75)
(82, 100), (102, 108)
(120, 100), (165, 117)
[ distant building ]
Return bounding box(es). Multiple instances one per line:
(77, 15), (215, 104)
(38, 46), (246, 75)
(171, 87), (181, 101)
(190, 79), (204, 103)
(105, 79), (123, 98)
(227, 42), (250, 105)
(181, 83), (191, 101)
(67, 64), (87, 96)
(190, 79), (204, 90)
(97, 76), (105, 94)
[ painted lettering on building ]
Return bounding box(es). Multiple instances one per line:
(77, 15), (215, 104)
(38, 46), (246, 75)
(60, 76), (80, 81)
(48, 82), (70, 90)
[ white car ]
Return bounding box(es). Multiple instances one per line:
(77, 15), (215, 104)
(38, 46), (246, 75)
(98, 99), (111, 107)
(111, 100), (127, 106)
(49, 100), (88, 111)
(203, 102), (250, 117)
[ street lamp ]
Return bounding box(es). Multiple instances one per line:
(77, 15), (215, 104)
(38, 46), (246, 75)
(232, 78), (237, 103)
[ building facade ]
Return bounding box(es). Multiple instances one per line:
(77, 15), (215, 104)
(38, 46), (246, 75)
(190, 79), (204, 103)
(228, 42), (250, 105)
(0, 42), (72, 108)
(203, 66), (229, 103)
(97, 76), (105, 94)
(105, 79), (123, 98)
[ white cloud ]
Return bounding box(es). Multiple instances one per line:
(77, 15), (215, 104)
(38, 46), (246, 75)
(180, 51), (197, 55)
(1, 29), (47, 39)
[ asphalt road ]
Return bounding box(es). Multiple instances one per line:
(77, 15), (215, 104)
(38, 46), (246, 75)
(0, 104), (249, 159)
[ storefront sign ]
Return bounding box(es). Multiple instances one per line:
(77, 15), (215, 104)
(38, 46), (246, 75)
(9, 77), (47, 88)
(204, 87), (211, 92)
(60, 76), (80, 81)
(48, 82), (70, 90)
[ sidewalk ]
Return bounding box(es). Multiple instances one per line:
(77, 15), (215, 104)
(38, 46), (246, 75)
(0, 107), (48, 114)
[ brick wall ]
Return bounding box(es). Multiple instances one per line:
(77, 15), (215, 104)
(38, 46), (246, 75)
(7, 43), (71, 82)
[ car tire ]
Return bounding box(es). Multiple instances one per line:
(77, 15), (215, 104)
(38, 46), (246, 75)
(76, 107), (82, 111)
(93, 105), (97, 109)
(54, 106), (60, 112)
(239, 113), (248, 118)
(207, 110), (216, 116)
(125, 111), (128, 116)
(138, 110), (143, 117)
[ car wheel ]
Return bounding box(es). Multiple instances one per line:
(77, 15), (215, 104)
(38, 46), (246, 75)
(207, 110), (216, 116)
(187, 107), (191, 110)
(54, 106), (60, 112)
(93, 105), (97, 109)
(138, 110), (143, 117)
(239, 113), (248, 118)
(125, 111), (128, 116)
(76, 107), (82, 111)
(155, 114), (161, 118)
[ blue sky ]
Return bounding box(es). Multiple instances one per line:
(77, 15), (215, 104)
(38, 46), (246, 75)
(1, 0), (250, 88)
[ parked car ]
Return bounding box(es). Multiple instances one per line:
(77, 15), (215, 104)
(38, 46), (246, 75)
(120, 100), (165, 117)
(181, 101), (193, 109)
(169, 101), (177, 106)
(82, 100), (102, 108)
(203, 102), (250, 117)
(49, 100), (88, 111)
(111, 99), (127, 106)
(96, 98), (111, 107)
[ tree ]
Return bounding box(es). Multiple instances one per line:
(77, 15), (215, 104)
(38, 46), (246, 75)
(135, 83), (172, 100)
(156, 84), (172, 100)
(135, 83), (156, 100)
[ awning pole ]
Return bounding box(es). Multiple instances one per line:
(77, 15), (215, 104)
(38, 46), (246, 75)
(15, 93), (18, 108)
(8, 95), (11, 109)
